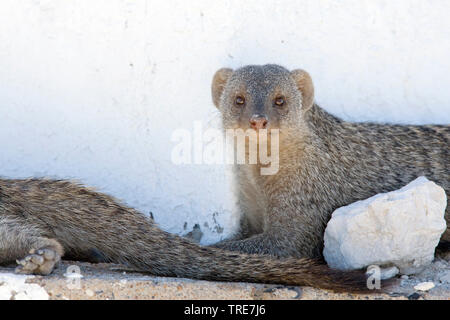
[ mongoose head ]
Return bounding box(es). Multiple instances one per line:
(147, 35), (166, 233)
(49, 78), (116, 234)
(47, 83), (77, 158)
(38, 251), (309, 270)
(211, 64), (314, 132)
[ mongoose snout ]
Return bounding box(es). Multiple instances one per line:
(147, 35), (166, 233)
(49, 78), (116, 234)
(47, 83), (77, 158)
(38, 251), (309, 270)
(249, 114), (268, 130)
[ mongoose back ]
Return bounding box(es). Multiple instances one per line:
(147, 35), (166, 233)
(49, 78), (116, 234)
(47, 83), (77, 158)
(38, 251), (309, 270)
(0, 178), (370, 292)
(211, 64), (449, 258)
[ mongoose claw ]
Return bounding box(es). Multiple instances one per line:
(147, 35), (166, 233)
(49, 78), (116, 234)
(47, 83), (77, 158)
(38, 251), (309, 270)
(15, 248), (60, 275)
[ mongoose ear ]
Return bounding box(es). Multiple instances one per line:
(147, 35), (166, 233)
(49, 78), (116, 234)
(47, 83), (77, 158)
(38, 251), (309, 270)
(212, 68), (233, 108)
(291, 69), (314, 110)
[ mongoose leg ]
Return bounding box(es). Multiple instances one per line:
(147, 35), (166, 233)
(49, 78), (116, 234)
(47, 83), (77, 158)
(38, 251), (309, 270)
(0, 216), (63, 275)
(230, 215), (259, 240)
(213, 231), (309, 258)
(213, 234), (276, 255)
(214, 201), (326, 258)
(15, 242), (63, 275)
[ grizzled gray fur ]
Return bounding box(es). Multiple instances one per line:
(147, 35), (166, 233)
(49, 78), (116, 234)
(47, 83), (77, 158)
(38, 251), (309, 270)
(211, 64), (449, 259)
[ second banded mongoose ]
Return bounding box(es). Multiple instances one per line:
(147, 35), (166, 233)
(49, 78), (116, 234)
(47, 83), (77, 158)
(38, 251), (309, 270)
(0, 178), (369, 292)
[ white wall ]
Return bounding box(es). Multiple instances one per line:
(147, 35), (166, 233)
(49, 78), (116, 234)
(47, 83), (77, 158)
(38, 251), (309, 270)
(0, 0), (449, 244)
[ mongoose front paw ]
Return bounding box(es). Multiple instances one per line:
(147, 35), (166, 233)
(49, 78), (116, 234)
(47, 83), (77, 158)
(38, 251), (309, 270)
(15, 248), (61, 275)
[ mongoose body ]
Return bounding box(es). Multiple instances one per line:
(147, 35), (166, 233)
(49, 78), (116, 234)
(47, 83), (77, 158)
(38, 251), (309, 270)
(1, 64), (446, 293)
(212, 64), (449, 258)
(0, 178), (368, 292)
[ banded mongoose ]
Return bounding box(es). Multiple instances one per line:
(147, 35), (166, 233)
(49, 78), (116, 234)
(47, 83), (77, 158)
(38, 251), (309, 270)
(211, 64), (449, 259)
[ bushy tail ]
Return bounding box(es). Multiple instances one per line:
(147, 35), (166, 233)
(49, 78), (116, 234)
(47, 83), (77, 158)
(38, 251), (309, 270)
(14, 179), (383, 293)
(94, 215), (377, 293)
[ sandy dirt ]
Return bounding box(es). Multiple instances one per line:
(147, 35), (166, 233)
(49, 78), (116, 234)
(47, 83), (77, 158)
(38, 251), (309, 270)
(0, 257), (448, 300)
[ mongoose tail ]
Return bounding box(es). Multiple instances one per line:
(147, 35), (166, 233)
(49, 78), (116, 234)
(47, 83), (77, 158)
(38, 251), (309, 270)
(99, 221), (373, 293)
(0, 179), (374, 293)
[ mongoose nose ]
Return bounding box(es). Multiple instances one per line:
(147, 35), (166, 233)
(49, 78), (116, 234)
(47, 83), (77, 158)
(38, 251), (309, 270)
(249, 115), (268, 130)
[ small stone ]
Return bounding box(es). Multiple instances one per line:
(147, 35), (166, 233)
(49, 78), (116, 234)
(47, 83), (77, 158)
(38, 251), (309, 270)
(380, 266), (399, 280)
(0, 273), (49, 300)
(366, 265), (399, 280)
(323, 177), (447, 274)
(85, 289), (94, 297)
(408, 292), (422, 300)
(414, 282), (435, 291)
(439, 272), (450, 284)
(388, 292), (403, 297)
(401, 275), (409, 280)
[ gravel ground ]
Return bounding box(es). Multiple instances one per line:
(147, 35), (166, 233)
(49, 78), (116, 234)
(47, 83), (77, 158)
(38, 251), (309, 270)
(0, 256), (448, 300)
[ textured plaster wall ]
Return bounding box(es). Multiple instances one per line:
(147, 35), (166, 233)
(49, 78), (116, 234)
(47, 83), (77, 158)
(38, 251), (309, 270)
(0, 0), (449, 244)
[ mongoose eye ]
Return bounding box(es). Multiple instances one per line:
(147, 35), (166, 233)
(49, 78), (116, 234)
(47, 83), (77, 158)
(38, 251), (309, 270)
(274, 96), (285, 107)
(235, 96), (245, 106)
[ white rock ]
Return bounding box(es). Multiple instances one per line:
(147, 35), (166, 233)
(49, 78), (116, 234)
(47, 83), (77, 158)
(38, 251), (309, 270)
(323, 176), (447, 274)
(0, 272), (49, 300)
(414, 281), (435, 291)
